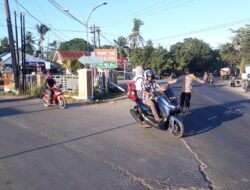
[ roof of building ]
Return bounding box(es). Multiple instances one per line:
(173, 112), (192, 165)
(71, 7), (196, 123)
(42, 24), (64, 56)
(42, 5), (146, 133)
(55, 50), (90, 62)
(2, 52), (46, 66)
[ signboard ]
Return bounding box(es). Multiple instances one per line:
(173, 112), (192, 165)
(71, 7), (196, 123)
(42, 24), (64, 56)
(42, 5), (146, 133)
(94, 49), (118, 68)
(45, 61), (51, 70)
(97, 62), (117, 69)
(78, 56), (103, 65)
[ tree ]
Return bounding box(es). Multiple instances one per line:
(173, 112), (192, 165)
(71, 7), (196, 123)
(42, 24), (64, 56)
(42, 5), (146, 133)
(0, 37), (10, 53)
(114, 36), (128, 58)
(128, 18), (144, 49)
(231, 25), (250, 73)
(47, 40), (59, 61)
(59, 38), (87, 51)
(25, 31), (35, 55)
(36, 24), (50, 58)
(218, 43), (240, 68)
(170, 38), (214, 73)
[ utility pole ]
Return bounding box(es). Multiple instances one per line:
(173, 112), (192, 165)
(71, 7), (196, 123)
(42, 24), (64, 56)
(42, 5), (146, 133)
(4, 0), (19, 90)
(14, 11), (20, 91)
(91, 25), (96, 49)
(96, 26), (101, 48)
(20, 13), (26, 93)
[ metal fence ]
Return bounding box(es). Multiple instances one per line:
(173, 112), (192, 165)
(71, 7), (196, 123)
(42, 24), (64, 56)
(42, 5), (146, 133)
(117, 71), (133, 80)
(52, 75), (78, 92)
(25, 74), (78, 92)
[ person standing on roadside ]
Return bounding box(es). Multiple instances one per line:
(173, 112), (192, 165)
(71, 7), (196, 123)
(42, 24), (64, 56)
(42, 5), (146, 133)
(177, 68), (205, 114)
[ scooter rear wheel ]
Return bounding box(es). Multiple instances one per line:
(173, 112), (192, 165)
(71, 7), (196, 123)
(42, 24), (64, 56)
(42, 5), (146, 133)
(42, 96), (49, 107)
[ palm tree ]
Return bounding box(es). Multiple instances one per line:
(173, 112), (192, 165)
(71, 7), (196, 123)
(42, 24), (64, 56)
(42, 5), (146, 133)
(36, 24), (50, 58)
(25, 31), (35, 55)
(127, 18), (144, 49)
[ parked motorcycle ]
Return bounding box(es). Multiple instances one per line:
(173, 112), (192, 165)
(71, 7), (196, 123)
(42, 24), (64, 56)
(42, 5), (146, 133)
(130, 88), (184, 138)
(243, 80), (250, 92)
(41, 85), (67, 109)
(228, 76), (236, 87)
(207, 77), (213, 87)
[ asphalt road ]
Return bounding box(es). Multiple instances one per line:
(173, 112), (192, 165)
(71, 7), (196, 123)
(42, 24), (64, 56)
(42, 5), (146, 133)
(0, 79), (250, 190)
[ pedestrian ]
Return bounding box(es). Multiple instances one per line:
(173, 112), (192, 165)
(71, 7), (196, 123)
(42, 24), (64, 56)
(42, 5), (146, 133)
(178, 68), (205, 114)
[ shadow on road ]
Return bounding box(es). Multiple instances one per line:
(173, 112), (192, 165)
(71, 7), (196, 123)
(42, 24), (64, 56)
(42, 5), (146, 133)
(183, 99), (249, 137)
(0, 97), (33, 103)
(0, 121), (137, 160)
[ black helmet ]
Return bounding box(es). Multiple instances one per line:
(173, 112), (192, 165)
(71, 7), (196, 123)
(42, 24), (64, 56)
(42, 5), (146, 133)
(144, 70), (155, 79)
(184, 68), (190, 74)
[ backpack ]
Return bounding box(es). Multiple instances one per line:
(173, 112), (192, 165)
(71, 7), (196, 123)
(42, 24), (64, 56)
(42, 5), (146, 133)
(127, 77), (143, 101)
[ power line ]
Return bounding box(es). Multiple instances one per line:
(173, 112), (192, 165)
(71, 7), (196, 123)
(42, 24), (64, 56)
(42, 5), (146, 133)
(103, 0), (177, 25)
(153, 17), (250, 41)
(100, 33), (115, 46)
(14, 0), (70, 42)
(48, 0), (86, 27)
(103, 0), (195, 27)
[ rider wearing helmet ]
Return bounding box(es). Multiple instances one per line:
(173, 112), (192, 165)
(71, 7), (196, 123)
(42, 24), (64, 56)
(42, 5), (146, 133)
(44, 72), (56, 104)
(142, 70), (166, 123)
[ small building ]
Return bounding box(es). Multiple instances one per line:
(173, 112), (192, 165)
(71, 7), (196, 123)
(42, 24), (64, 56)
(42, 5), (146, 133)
(52, 50), (90, 74)
(0, 52), (47, 74)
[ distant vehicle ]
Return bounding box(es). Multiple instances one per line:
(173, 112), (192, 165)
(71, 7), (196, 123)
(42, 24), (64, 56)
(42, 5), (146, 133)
(220, 67), (231, 80)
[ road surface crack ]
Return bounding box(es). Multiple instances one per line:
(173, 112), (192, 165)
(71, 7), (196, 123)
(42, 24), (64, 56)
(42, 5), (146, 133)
(105, 161), (171, 190)
(181, 139), (213, 190)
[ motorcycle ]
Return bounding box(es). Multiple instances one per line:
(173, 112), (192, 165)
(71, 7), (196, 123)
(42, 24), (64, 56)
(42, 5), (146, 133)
(130, 88), (184, 138)
(41, 85), (67, 109)
(243, 79), (250, 92)
(207, 77), (213, 87)
(228, 76), (236, 87)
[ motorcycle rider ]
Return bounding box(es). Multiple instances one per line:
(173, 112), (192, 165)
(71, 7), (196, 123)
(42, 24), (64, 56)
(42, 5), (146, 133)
(142, 70), (166, 123)
(44, 72), (56, 104)
(207, 71), (214, 86)
(133, 65), (145, 100)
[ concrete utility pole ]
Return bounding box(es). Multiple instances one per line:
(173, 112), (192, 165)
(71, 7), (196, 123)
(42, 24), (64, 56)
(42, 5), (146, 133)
(20, 13), (26, 93)
(96, 26), (101, 48)
(4, 0), (19, 90)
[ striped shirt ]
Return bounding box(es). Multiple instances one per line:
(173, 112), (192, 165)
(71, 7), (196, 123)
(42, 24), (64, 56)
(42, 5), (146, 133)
(142, 81), (160, 100)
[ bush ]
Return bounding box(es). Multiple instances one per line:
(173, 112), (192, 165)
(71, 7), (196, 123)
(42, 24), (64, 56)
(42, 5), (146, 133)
(29, 85), (44, 97)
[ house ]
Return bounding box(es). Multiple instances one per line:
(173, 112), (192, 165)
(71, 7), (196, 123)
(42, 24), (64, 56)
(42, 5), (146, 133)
(0, 52), (47, 74)
(52, 50), (90, 74)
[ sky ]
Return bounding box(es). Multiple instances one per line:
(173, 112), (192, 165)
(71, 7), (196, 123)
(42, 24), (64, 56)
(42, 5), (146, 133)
(1, 0), (250, 50)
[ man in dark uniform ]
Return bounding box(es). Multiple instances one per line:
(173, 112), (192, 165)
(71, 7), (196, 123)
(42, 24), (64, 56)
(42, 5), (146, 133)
(44, 72), (56, 104)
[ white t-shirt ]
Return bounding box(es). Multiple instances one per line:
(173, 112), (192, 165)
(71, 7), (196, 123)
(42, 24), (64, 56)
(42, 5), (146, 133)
(134, 77), (144, 99)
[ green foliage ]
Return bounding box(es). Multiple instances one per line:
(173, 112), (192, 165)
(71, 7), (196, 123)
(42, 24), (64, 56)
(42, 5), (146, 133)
(25, 31), (35, 55)
(59, 38), (87, 51)
(29, 85), (44, 97)
(70, 60), (84, 74)
(0, 37), (10, 53)
(219, 43), (240, 67)
(170, 38), (214, 73)
(114, 36), (128, 58)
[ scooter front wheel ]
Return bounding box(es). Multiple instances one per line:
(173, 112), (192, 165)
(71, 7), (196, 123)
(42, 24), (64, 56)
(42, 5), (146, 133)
(169, 116), (184, 138)
(58, 96), (67, 109)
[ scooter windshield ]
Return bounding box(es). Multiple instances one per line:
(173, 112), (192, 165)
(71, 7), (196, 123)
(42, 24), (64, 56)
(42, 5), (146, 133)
(163, 89), (178, 101)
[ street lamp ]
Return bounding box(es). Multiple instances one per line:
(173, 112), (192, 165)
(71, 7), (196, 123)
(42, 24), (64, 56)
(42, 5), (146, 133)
(86, 2), (107, 52)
